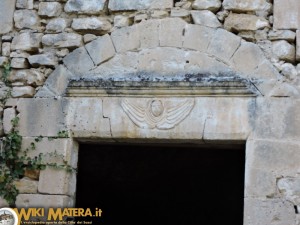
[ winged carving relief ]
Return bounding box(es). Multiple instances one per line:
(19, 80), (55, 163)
(121, 98), (195, 130)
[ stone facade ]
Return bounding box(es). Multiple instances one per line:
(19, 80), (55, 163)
(0, 0), (300, 224)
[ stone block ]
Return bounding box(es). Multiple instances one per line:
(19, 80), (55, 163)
(297, 30), (300, 62)
(83, 34), (97, 44)
(183, 24), (214, 51)
(111, 25), (140, 53)
(278, 177), (300, 204)
(274, 0), (300, 30)
(46, 18), (68, 33)
(0, 0), (16, 34)
(21, 137), (78, 168)
(16, 0), (33, 9)
(71, 17), (112, 35)
(14, 9), (40, 29)
(223, 0), (271, 12)
(85, 34), (115, 66)
(38, 2), (62, 17)
(191, 10), (221, 28)
(11, 86), (35, 98)
(108, 0), (173, 11)
(11, 58), (29, 69)
(63, 47), (94, 75)
(2, 42), (11, 57)
(28, 53), (58, 67)
(38, 168), (76, 195)
(3, 108), (16, 134)
(244, 198), (296, 225)
(11, 32), (43, 52)
(65, 0), (106, 14)
(113, 15), (130, 28)
(192, 0), (221, 12)
(268, 30), (296, 42)
(42, 33), (82, 49)
(17, 99), (68, 137)
(9, 69), (47, 86)
(13, 177), (38, 194)
(138, 20), (160, 49)
(16, 194), (74, 208)
(0, 57), (9, 67)
(272, 40), (296, 63)
(207, 28), (241, 63)
(159, 18), (186, 48)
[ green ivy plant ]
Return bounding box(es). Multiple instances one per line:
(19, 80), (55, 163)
(0, 118), (74, 206)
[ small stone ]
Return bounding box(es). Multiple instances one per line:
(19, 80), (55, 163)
(46, 18), (69, 33)
(223, 0), (272, 13)
(238, 31), (255, 42)
(10, 51), (30, 58)
(9, 68), (47, 86)
(114, 15), (131, 28)
(83, 34), (97, 44)
(3, 108), (16, 134)
(16, 0), (33, 9)
(11, 86), (35, 98)
(11, 58), (29, 69)
(11, 32), (43, 52)
(255, 28), (268, 41)
(65, 0), (106, 14)
(38, 2), (62, 17)
(192, 0), (221, 12)
(56, 48), (69, 58)
(2, 42), (11, 57)
(71, 18), (112, 35)
(272, 40), (296, 63)
(14, 177), (38, 194)
(42, 33), (82, 48)
(0, 83), (10, 100)
(281, 63), (298, 81)
(216, 10), (229, 22)
(0, 197), (9, 207)
(191, 10), (221, 28)
(268, 30), (296, 42)
(224, 13), (269, 32)
(108, 0), (173, 11)
(151, 10), (169, 19)
(14, 9), (40, 29)
(28, 53), (58, 67)
(171, 8), (190, 18)
(0, 57), (8, 67)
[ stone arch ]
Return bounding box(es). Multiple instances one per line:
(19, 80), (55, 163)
(35, 18), (280, 98)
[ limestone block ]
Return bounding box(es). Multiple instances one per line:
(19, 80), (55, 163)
(38, 2), (62, 17)
(191, 10), (221, 28)
(63, 47), (94, 74)
(38, 168), (76, 195)
(16, 194), (74, 208)
(71, 17), (112, 35)
(114, 15), (130, 28)
(0, 83), (10, 100)
(28, 53), (58, 67)
(192, 0), (221, 12)
(16, 0), (33, 9)
(14, 10), (40, 29)
(0, 57), (9, 67)
(11, 86), (35, 98)
(297, 30), (300, 62)
(281, 63), (297, 81)
(272, 40), (296, 63)
(0, 0), (16, 34)
(2, 42), (11, 57)
(244, 198), (296, 225)
(17, 99), (68, 136)
(13, 177), (38, 194)
(9, 69), (47, 86)
(46, 18), (68, 33)
(65, 0), (106, 14)
(207, 29), (241, 63)
(0, 197), (9, 207)
(274, 0), (300, 30)
(3, 108), (16, 134)
(42, 33), (82, 49)
(159, 18), (186, 48)
(183, 24), (214, 51)
(224, 13), (269, 32)
(111, 25), (140, 52)
(278, 177), (300, 204)
(268, 30), (296, 42)
(138, 20), (160, 49)
(85, 34), (115, 66)
(108, 0), (173, 11)
(11, 58), (29, 69)
(170, 9), (190, 18)
(11, 32), (43, 52)
(151, 10), (169, 19)
(223, 0), (271, 12)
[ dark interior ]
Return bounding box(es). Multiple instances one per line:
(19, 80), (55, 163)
(76, 143), (245, 225)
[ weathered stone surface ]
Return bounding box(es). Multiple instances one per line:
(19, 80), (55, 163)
(38, 2), (62, 17)
(16, 0), (33, 9)
(191, 10), (221, 28)
(11, 58), (29, 69)
(170, 8), (190, 18)
(151, 10), (169, 19)
(42, 33), (82, 48)
(183, 24), (214, 51)
(244, 198), (296, 225)
(139, 20), (160, 49)
(65, 0), (106, 14)
(28, 53), (58, 67)
(14, 10), (40, 29)
(83, 34), (97, 44)
(46, 18), (68, 33)
(278, 177), (300, 204)
(109, 0), (173, 11)
(3, 108), (16, 134)
(63, 47), (94, 75)
(223, 0), (271, 12)
(113, 15), (131, 28)
(14, 177), (38, 194)
(297, 30), (300, 62)
(268, 30), (296, 42)
(0, 83), (10, 100)
(38, 168), (76, 195)
(207, 29), (241, 63)
(12, 86), (35, 98)
(281, 63), (298, 81)
(272, 40), (296, 63)
(11, 32), (43, 52)
(192, 0), (221, 12)
(85, 34), (115, 66)
(9, 68), (48, 86)
(17, 99), (68, 136)
(0, 57), (9, 67)
(0, 0), (16, 34)
(159, 18), (186, 48)
(16, 194), (74, 208)
(224, 13), (269, 32)
(71, 17), (112, 35)
(111, 25), (140, 52)
(2, 43), (11, 57)
(274, 0), (300, 30)
(0, 198), (9, 207)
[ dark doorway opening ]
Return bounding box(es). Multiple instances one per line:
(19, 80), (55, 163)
(76, 143), (245, 225)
